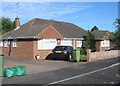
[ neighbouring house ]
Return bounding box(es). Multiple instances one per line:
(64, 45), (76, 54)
(92, 30), (112, 51)
(0, 18), (87, 59)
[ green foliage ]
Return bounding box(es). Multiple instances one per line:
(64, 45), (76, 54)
(0, 17), (15, 35)
(80, 48), (86, 55)
(114, 19), (120, 31)
(77, 47), (86, 55)
(91, 26), (99, 31)
(110, 19), (120, 49)
(84, 30), (96, 52)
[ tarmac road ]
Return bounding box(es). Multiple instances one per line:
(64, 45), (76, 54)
(2, 57), (120, 85)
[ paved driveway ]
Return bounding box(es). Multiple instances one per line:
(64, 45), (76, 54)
(4, 56), (86, 75)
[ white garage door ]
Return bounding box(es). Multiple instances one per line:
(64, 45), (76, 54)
(61, 39), (72, 46)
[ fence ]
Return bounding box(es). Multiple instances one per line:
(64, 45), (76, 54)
(87, 49), (119, 62)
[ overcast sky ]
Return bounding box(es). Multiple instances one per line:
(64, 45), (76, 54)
(1, 1), (119, 32)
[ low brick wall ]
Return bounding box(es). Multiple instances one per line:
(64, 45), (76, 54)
(87, 50), (119, 62)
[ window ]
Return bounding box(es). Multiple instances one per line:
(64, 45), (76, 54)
(12, 39), (17, 47)
(0, 41), (3, 47)
(3, 40), (8, 47)
(101, 40), (110, 47)
(38, 39), (57, 50)
(61, 39), (72, 46)
(77, 40), (82, 48)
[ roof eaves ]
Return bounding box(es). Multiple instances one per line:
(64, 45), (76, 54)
(2, 36), (35, 40)
(63, 37), (84, 40)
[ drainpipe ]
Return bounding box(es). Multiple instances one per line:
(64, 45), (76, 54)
(8, 40), (11, 56)
(8, 34), (12, 56)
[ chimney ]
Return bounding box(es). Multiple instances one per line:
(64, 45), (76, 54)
(15, 17), (20, 29)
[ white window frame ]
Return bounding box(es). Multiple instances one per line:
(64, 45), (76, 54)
(3, 40), (8, 47)
(61, 39), (72, 46)
(76, 40), (82, 48)
(38, 39), (57, 50)
(101, 40), (110, 47)
(12, 39), (17, 47)
(0, 41), (3, 47)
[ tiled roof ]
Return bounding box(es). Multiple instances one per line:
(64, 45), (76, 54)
(2, 18), (86, 39)
(92, 30), (109, 40)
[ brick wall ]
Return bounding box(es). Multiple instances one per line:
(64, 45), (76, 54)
(1, 40), (34, 59)
(33, 40), (52, 59)
(1, 38), (80, 60)
(33, 39), (78, 59)
(87, 49), (119, 62)
(37, 25), (63, 39)
(95, 41), (111, 51)
(95, 41), (100, 51)
(100, 47), (110, 51)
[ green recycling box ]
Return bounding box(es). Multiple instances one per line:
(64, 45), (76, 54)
(72, 49), (81, 62)
(0, 54), (4, 77)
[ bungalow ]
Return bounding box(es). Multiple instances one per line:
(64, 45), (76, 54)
(0, 18), (87, 59)
(92, 30), (112, 51)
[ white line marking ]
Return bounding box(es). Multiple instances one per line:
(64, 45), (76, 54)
(48, 63), (120, 85)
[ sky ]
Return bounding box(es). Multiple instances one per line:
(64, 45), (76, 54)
(1, 1), (119, 32)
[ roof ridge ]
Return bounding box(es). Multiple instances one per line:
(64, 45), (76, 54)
(31, 18), (75, 25)
(31, 18), (36, 26)
(93, 30), (108, 32)
(50, 22), (64, 37)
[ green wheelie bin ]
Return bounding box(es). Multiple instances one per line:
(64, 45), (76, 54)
(72, 49), (81, 62)
(0, 54), (4, 77)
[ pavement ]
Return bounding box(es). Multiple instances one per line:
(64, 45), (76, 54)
(4, 56), (86, 75)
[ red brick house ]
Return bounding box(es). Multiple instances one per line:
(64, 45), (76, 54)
(0, 18), (87, 59)
(92, 30), (111, 51)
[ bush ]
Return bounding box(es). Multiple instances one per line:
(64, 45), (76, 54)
(77, 47), (86, 55)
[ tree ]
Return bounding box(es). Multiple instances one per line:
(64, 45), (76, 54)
(91, 26), (99, 31)
(0, 17), (15, 35)
(84, 30), (96, 52)
(110, 19), (120, 49)
(84, 31), (91, 50)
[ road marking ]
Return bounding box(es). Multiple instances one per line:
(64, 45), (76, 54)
(48, 62), (120, 85)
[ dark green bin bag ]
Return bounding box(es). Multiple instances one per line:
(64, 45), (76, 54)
(15, 66), (26, 76)
(4, 67), (16, 78)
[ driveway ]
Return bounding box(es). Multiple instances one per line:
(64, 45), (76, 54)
(4, 56), (86, 75)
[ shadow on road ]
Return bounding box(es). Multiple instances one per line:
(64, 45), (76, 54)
(45, 54), (67, 61)
(45, 54), (54, 60)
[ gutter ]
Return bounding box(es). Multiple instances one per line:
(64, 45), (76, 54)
(1, 36), (35, 40)
(62, 37), (84, 40)
(1, 37), (84, 40)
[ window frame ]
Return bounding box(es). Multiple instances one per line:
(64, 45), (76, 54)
(76, 40), (82, 48)
(101, 40), (110, 47)
(0, 41), (3, 47)
(12, 39), (17, 48)
(61, 39), (72, 46)
(3, 40), (8, 47)
(38, 39), (57, 50)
